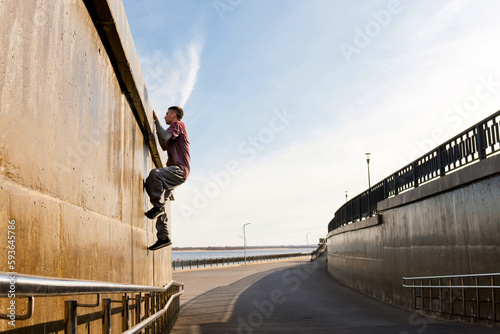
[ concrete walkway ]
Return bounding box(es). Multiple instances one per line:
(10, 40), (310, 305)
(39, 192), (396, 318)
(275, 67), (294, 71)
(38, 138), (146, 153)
(171, 255), (500, 334)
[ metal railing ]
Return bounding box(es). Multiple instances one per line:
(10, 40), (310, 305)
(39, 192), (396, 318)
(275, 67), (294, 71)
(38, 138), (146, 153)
(310, 239), (327, 262)
(0, 272), (183, 333)
(172, 252), (310, 270)
(403, 273), (500, 324)
(329, 110), (500, 232)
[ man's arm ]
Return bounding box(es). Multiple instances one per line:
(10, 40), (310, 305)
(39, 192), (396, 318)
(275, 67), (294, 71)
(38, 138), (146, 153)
(153, 111), (171, 150)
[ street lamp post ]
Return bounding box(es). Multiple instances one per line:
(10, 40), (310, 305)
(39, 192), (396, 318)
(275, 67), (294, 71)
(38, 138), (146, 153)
(365, 153), (371, 189)
(306, 232), (311, 253)
(345, 190), (349, 223)
(365, 153), (371, 218)
(243, 223), (250, 265)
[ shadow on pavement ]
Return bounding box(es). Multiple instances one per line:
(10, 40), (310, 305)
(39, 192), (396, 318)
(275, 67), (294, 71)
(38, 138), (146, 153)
(174, 257), (500, 334)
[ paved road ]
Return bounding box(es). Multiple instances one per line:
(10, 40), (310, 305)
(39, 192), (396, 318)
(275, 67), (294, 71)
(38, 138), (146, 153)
(172, 255), (500, 334)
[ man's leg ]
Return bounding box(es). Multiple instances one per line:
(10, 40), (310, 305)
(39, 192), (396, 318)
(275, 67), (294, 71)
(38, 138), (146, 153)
(156, 214), (169, 240)
(145, 166), (185, 250)
(145, 168), (168, 208)
(148, 214), (172, 251)
(145, 166), (185, 207)
(144, 167), (183, 219)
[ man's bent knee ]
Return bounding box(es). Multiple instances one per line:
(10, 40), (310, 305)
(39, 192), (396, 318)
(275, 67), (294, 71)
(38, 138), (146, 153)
(147, 168), (161, 180)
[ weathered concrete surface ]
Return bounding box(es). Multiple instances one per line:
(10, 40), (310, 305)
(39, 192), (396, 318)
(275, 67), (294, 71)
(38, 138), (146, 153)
(327, 156), (500, 325)
(171, 255), (500, 333)
(0, 0), (171, 331)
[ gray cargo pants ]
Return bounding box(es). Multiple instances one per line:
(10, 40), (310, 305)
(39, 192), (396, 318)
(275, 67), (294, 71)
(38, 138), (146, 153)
(145, 165), (185, 239)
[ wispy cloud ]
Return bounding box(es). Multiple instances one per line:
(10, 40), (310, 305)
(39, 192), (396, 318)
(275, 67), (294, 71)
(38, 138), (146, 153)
(140, 38), (203, 108)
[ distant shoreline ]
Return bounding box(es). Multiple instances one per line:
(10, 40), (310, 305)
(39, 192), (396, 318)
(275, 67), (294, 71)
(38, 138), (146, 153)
(172, 245), (312, 252)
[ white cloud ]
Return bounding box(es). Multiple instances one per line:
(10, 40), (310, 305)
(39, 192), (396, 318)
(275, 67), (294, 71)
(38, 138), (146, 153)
(140, 38), (203, 109)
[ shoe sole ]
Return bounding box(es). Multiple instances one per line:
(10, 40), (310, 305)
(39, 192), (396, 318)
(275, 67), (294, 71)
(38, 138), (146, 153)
(148, 241), (172, 251)
(145, 210), (166, 220)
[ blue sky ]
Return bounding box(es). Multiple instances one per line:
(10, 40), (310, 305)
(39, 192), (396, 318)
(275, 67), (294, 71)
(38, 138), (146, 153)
(122, 0), (500, 247)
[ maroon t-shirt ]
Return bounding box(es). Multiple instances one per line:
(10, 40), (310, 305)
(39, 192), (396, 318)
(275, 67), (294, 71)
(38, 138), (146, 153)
(166, 121), (190, 180)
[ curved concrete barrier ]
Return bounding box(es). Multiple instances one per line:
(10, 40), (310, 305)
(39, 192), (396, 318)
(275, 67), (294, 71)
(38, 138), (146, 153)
(327, 154), (500, 325)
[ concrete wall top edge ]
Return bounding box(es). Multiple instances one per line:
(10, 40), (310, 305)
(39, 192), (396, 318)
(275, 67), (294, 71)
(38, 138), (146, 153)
(85, 0), (166, 166)
(326, 214), (381, 239)
(378, 154), (500, 211)
(106, 0), (149, 106)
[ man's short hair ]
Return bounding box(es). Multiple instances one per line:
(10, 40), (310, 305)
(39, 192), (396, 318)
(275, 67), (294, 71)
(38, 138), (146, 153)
(168, 106), (184, 120)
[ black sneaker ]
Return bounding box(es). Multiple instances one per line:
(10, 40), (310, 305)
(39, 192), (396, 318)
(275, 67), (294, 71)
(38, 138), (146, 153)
(145, 206), (165, 219)
(148, 237), (172, 251)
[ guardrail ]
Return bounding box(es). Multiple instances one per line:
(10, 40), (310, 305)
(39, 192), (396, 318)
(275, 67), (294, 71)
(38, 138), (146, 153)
(172, 252), (310, 270)
(329, 110), (500, 232)
(0, 272), (183, 333)
(310, 240), (327, 262)
(402, 273), (500, 324)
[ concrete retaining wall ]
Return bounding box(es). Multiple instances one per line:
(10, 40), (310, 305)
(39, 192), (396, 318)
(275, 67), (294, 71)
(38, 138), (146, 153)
(327, 154), (500, 313)
(0, 0), (171, 331)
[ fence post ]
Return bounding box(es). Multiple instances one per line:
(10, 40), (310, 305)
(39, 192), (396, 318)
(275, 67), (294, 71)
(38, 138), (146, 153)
(437, 145), (445, 177)
(383, 178), (387, 199)
(412, 161), (419, 188)
(151, 293), (156, 333)
(394, 172), (398, 195)
(102, 298), (112, 334)
(145, 294), (151, 334)
(475, 123), (487, 160)
(64, 299), (78, 334)
(135, 293), (141, 328)
(367, 188), (371, 218)
(122, 294), (130, 331)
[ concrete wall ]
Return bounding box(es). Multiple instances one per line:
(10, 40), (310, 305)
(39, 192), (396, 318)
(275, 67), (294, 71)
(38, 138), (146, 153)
(327, 154), (500, 314)
(0, 0), (172, 331)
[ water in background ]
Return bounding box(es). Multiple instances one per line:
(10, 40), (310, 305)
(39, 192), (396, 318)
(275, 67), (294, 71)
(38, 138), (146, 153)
(172, 248), (311, 261)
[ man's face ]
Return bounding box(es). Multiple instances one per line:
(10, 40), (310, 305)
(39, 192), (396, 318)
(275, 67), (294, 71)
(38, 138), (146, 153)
(164, 110), (176, 125)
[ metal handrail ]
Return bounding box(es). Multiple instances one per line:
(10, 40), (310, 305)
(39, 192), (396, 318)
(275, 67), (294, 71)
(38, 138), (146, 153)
(123, 285), (184, 334)
(404, 285), (500, 288)
(403, 273), (500, 288)
(173, 252), (310, 270)
(310, 240), (327, 261)
(402, 272), (500, 324)
(403, 272), (500, 281)
(0, 272), (184, 333)
(0, 272), (168, 297)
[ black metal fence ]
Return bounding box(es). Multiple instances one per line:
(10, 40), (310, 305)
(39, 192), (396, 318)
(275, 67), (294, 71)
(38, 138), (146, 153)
(172, 252), (309, 270)
(328, 110), (500, 232)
